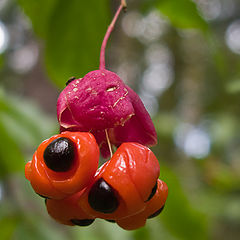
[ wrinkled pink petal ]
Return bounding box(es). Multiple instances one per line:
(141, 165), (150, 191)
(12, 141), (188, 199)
(57, 69), (157, 158)
(110, 86), (157, 146)
(57, 69), (135, 130)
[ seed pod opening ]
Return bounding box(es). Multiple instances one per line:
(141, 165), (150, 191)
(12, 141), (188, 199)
(88, 178), (119, 213)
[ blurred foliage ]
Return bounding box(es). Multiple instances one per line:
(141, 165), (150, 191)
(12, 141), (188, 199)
(160, 165), (208, 240)
(0, 0), (239, 240)
(156, 0), (208, 31)
(18, 0), (110, 88)
(0, 88), (53, 176)
(17, 0), (57, 37)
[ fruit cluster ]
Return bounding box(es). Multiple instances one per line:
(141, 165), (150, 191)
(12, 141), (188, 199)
(25, 1), (168, 230)
(26, 132), (168, 230)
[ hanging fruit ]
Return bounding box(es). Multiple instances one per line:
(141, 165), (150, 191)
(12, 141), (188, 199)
(25, 0), (168, 231)
(25, 132), (99, 199)
(57, 1), (157, 158)
(78, 143), (162, 220)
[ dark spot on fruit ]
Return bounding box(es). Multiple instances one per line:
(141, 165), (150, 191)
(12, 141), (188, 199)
(70, 219), (95, 226)
(146, 181), (158, 202)
(148, 205), (165, 219)
(66, 77), (76, 86)
(88, 178), (119, 213)
(105, 219), (116, 223)
(37, 193), (49, 199)
(43, 137), (75, 172)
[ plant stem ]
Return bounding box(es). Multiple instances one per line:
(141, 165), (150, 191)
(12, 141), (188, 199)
(99, 2), (125, 70)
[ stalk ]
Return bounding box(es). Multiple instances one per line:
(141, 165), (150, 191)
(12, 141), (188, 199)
(99, 0), (126, 70)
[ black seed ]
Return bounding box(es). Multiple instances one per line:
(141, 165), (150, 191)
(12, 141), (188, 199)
(148, 205), (165, 219)
(146, 181), (158, 202)
(66, 77), (76, 86)
(105, 219), (116, 223)
(70, 219), (95, 226)
(43, 137), (75, 172)
(88, 178), (119, 213)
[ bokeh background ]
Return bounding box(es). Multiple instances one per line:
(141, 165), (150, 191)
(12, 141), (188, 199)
(0, 0), (240, 239)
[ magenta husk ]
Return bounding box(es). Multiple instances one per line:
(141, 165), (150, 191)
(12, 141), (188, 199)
(57, 69), (157, 158)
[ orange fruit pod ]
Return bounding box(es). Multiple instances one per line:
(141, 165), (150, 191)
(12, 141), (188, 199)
(45, 179), (167, 230)
(45, 191), (95, 226)
(25, 132), (99, 199)
(78, 142), (161, 220)
(116, 179), (168, 230)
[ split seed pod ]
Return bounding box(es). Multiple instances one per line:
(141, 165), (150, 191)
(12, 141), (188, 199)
(46, 191), (94, 226)
(116, 179), (168, 230)
(78, 142), (160, 220)
(25, 132), (99, 199)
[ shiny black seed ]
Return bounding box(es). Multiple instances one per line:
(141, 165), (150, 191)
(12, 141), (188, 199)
(146, 181), (158, 202)
(43, 137), (75, 172)
(66, 77), (76, 86)
(88, 178), (119, 213)
(70, 219), (95, 226)
(148, 205), (165, 219)
(105, 219), (116, 223)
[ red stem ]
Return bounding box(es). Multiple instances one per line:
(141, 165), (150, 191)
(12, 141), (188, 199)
(99, 4), (124, 70)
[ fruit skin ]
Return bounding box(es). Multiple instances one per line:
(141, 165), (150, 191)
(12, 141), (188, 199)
(45, 190), (94, 226)
(78, 142), (160, 220)
(25, 132), (99, 199)
(57, 69), (157, 158)
(116, 179), (168, 230)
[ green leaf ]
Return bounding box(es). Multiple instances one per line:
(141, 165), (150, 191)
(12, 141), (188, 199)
(45, 0), (110, 88)
(14, 218), (68, 240)
(0, 217), (18, 240)
(132, 227), (151, 240)
(156, 0), (208, 31)
(17, 0), (110, 88)
(0, 118), (25, 176)
(226, 79), (240, 94)
(17, 0), (57, 37)
(0, 89), (56, 149)
(160, 165), (209, 240)
(0, 89), (56, 175)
